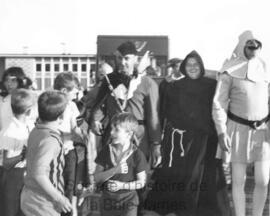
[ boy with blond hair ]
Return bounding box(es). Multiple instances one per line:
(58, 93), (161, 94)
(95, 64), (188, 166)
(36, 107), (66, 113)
(94, 112), (148, 216)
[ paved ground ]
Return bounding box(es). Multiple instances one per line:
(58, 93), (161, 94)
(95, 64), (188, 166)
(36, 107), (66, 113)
(78, 164), (270, 216)
(227, 164), (270, 216)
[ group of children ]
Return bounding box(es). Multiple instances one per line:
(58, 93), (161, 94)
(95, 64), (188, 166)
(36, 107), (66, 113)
(0, 66), (148, 216)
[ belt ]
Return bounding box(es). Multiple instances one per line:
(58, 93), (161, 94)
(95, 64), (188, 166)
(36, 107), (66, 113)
(138, 120), (146, 125)
(227, 111), (270, 129)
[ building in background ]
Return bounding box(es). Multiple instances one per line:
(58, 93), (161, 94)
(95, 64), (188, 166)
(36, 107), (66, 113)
(0, 54), (96, 90)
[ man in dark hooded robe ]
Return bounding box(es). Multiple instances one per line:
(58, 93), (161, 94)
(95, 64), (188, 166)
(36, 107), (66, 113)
(144, 51), (229, 216)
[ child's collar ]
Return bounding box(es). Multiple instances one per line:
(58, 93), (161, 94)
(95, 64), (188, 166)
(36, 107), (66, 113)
(36, 121), (61, 135)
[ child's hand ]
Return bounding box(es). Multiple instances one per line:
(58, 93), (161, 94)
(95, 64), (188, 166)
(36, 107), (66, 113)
(55, 196), (72, 213)
(107, 180), (124, 192)
(77, 184), (96, 206)
(115, 162), (128, 174)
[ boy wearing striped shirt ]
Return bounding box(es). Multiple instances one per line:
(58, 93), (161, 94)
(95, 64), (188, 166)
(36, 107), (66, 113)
(21, 91), (72, 216)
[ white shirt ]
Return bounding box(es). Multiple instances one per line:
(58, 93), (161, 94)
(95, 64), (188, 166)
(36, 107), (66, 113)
(0, 117), (34, 168)
(0, 95), (14, 131)
(59, 101), (80, 154)
(0, 95), (13, 166)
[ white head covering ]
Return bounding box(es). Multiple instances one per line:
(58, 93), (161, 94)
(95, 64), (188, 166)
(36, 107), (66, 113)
(220, 30), (269, 82)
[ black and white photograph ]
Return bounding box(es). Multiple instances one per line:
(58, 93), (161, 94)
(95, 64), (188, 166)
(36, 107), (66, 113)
(0, 0), (270, 215)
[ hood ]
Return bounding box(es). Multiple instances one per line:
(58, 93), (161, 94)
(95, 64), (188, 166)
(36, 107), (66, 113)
(220, 30), (269, 82)
(180, 50), (205, 79)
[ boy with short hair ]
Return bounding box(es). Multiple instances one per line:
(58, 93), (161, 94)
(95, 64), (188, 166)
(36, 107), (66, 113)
(0, 89), (35, 216)
(54, 72), (87, 215)
(21, 91), (72, 216)
(94, 112), (148, 216)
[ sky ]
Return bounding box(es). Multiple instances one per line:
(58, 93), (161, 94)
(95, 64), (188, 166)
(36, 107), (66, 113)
(0, 0), (270, 70)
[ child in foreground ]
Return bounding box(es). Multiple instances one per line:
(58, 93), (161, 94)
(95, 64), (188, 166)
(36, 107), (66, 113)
(21, 91), (72, 216)
(94, 112), (148, 216)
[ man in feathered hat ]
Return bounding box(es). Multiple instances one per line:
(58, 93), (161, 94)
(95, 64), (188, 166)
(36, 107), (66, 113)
(88, 41), (162, 168)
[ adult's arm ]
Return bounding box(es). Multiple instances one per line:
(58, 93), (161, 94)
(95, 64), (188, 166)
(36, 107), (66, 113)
(145, 78), (162, 167)
(2, 150), (24, 170)
(145, 78), (162, 145)
(158, 80), (168, 127)
(87, 80), (109, 134)
(212, 73), (232, 135)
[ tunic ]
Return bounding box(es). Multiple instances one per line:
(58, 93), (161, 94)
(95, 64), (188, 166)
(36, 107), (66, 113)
(213, 32), (270, 163)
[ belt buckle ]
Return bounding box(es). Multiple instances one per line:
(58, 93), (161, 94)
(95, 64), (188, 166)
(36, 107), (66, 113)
(252, 121), (261, 130)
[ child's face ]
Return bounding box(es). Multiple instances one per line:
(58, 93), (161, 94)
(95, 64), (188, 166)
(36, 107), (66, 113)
(4, 75), (19, 94)
(110, 124), (132, 146)
(61, 86), (79, 101)
(67, 87), (79, 101)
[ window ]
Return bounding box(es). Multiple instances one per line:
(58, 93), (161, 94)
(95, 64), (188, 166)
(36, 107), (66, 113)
(45, 64), (50, 72)
(54, 64), (59, 72)
(63, 64), (69, 71)
(81, 64), (87, 72)
(36, 64), (42, 72)
(72, 64), (78, 72)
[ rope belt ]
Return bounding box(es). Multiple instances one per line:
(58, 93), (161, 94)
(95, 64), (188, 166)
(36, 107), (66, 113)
(169, 128), (186, 167)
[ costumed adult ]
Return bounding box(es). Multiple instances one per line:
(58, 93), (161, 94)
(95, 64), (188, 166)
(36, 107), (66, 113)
(88, 40), (161, 166)
(213, 31), (270, 216)
(144, 51), (228, 216)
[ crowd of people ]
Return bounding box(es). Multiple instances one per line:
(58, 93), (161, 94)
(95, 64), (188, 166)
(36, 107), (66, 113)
(0, 30), (269, 216)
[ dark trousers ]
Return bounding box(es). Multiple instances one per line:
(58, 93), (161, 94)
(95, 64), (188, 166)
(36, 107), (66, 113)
(0, 166), (4, 214)
(62, 144), (89, 216)
(2, 167), (25, 216)
(62, 149), (77, 216)
(74, 143), (90, 186)
(63, 149), (77, 201)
